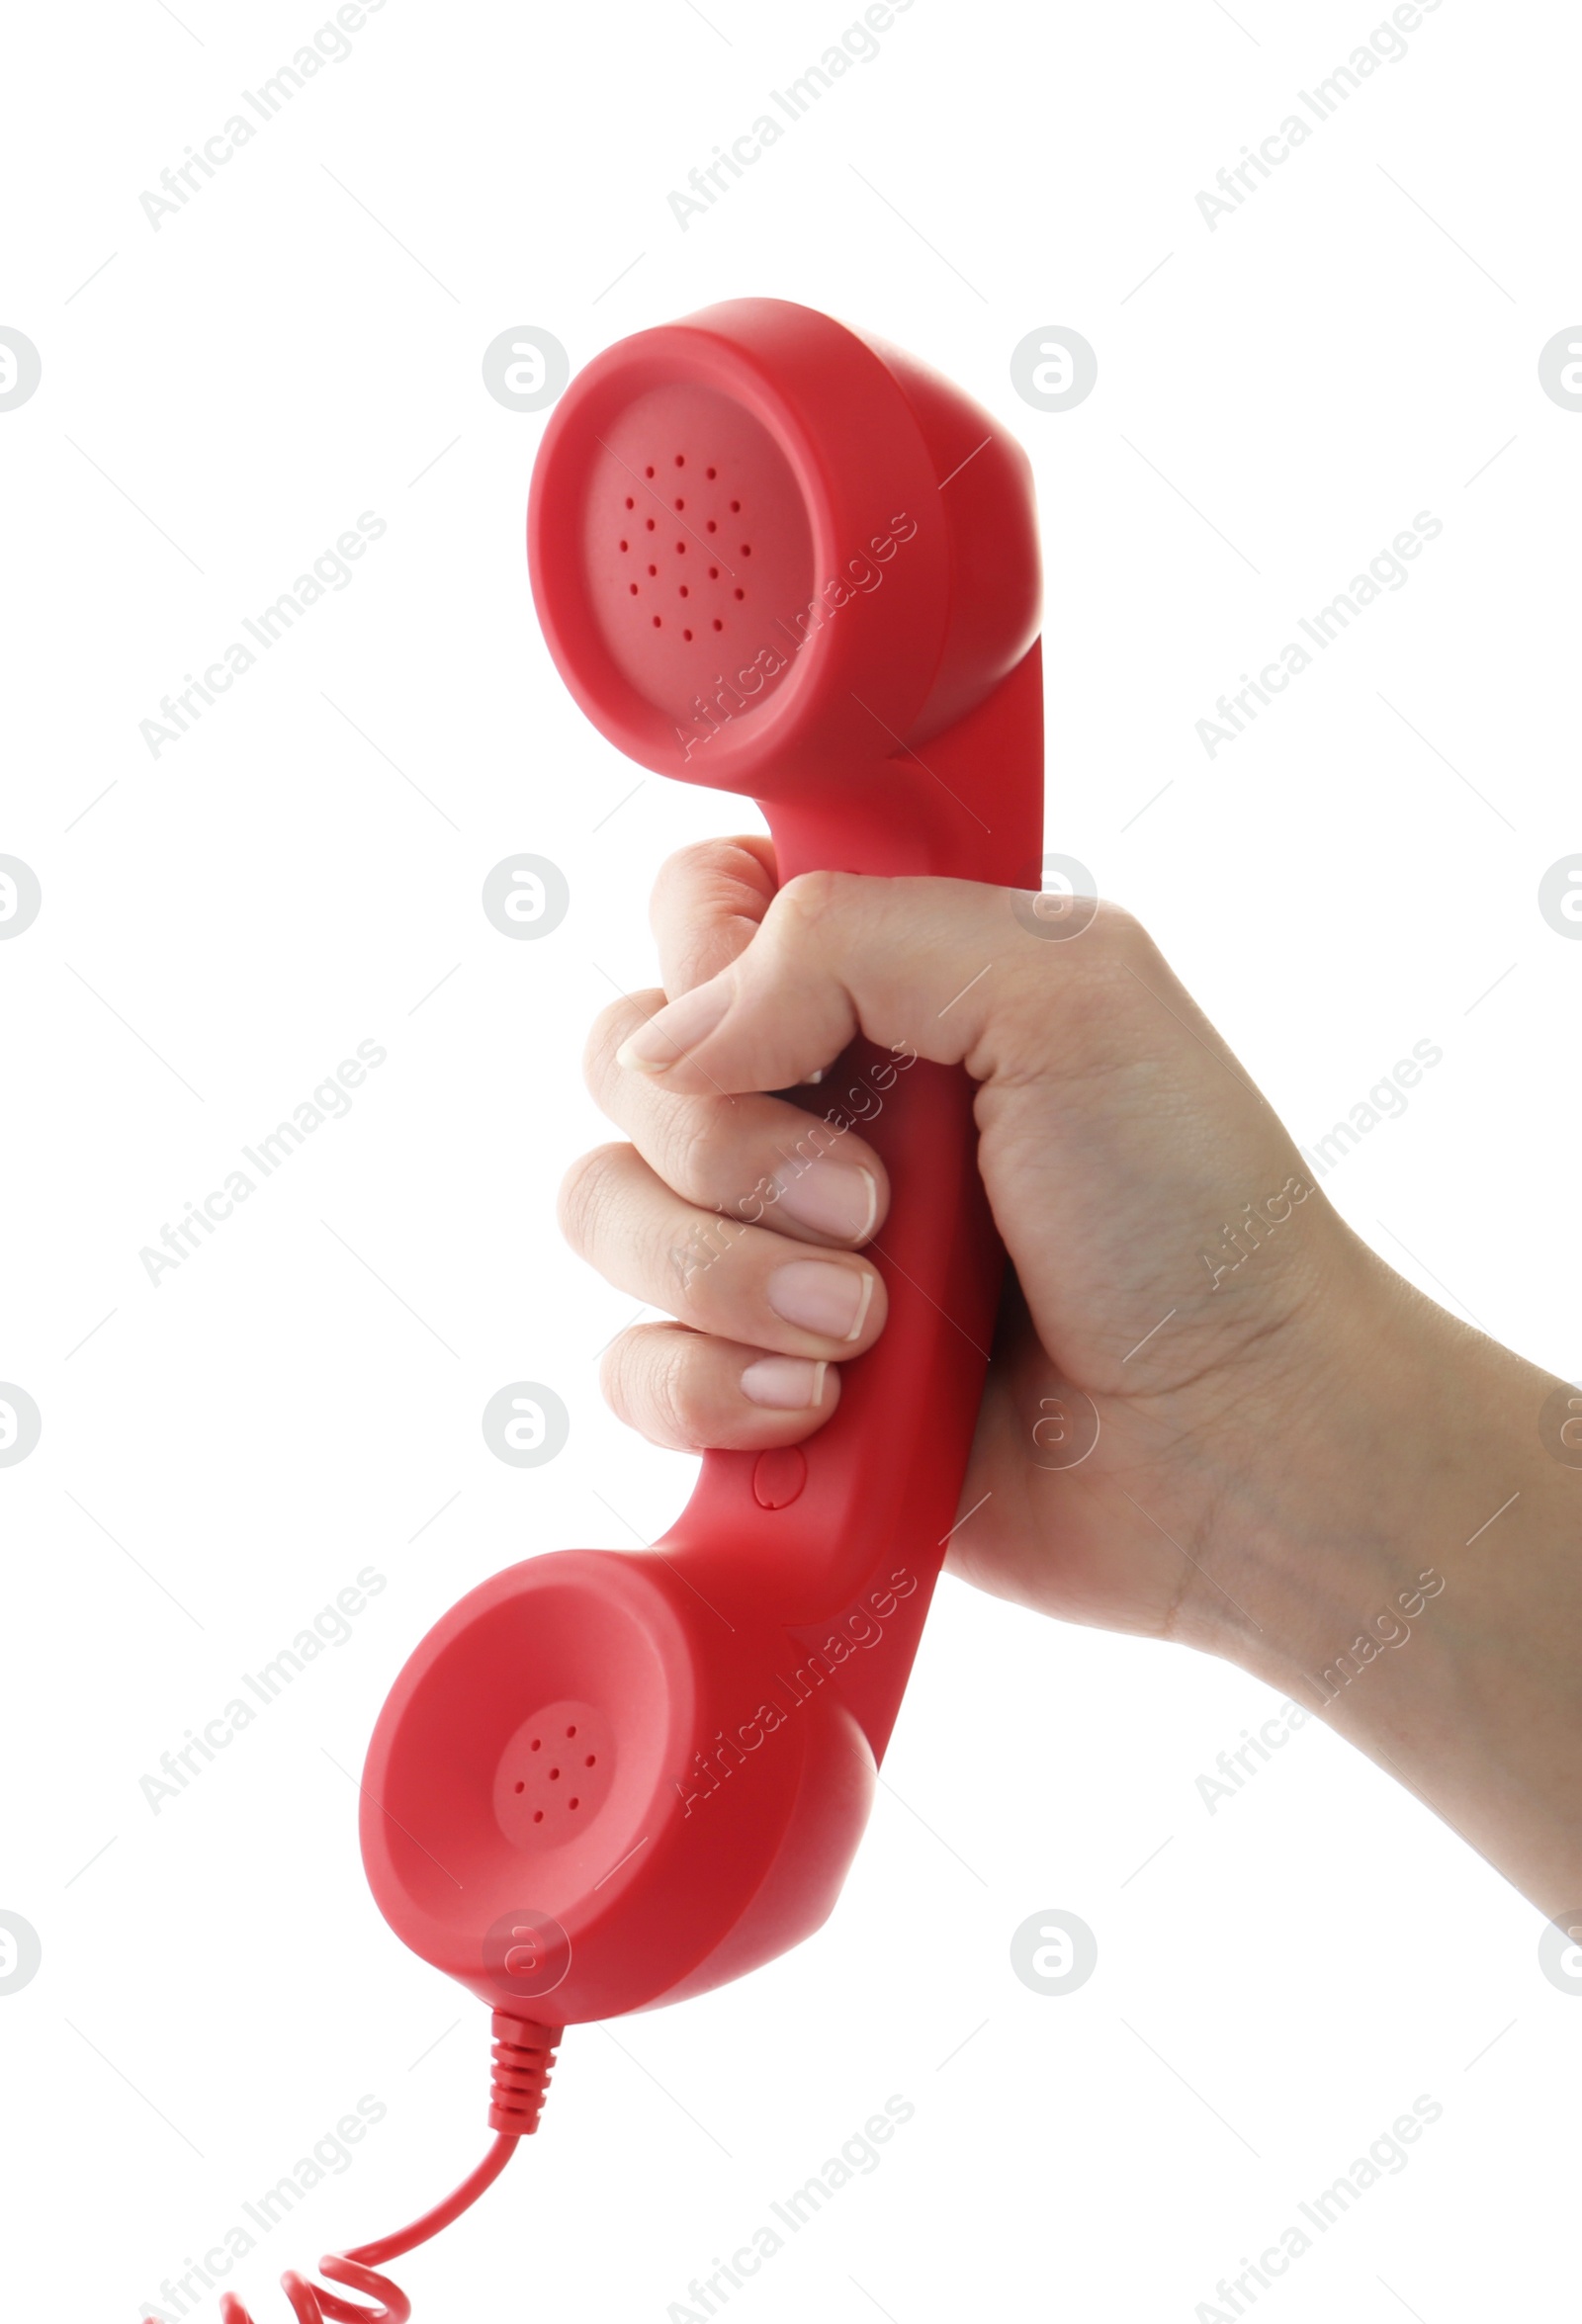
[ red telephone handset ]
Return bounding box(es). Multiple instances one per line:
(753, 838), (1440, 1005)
(362, 299), (1043, 2034)
(218, 302), (1043, 2323)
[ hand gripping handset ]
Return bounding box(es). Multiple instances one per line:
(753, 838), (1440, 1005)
(218, 301), (1041, 2323)
(362, 301), (1043, 2044)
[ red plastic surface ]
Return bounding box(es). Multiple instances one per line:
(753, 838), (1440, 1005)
(361, 300), (1044, 2026)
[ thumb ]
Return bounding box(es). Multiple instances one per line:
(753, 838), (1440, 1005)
(616, 869), (1035, 1093)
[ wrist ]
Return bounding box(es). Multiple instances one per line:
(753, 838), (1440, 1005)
(1210, 1251), (1492, 1689)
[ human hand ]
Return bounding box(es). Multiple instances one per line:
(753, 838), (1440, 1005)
(561, 838), (1582, 1913)
(563, 836), (1378, 1657)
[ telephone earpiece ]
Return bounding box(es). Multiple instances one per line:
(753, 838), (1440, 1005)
(361, 299), (1044, 2028)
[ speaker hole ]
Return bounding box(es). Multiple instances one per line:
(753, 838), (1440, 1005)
(567, 1726), (576, 1737)
(705, 467), (717, 478)
(629, 583), (638, 594)
(682, 629), (692, 641)
(513, 1780), (524, 1793)
(652, 615), (661, 627)
(706, 520), (717, 533)
(730, 499), (741, 512)
(585, 1755), (596, 1766)
(625, 496), (634, 509)
(712, 619), (723, 631)
(646, 518), (656, 531)
(533, 1810), (543, 1824)
(674, 454), (685, 467)
(673, 498), (684, 509)
(645, 466), (655, 478)
(618, 540), (628, 552)
(741, 543), (751, 556)
(675, 541), (685, 554)
(530, 1739), (541, 1751)
(569, 1798), (579, 1810)
(708, 566), (719, 579)
(679, 585), (689, 597)
(550, 1767), (561, 1779)
(734, 587), (745, 599)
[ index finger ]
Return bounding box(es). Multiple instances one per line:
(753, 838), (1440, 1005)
(650, 833), (777, 998)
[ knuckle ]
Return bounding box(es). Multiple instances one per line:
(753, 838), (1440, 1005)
(603, 1326), (706, 1449)
(1083, 901), (1171, 997)
(1001, 893), (1160, 1064)
(556, 1141), (628, 1256)
(651, 838), (761, 924)
(649, 1342), (710, 1447)
(656, 837), (734, 890)
(661, 1211), (741, 1312)
(657, 1107), (742, 1209)
(583, 992), (657, 1099)
(599, 1329), (655, 1431)
(770, 867), (851, 940)
(1048, 899), (1151, 999)
(1089, 898), (1148, 956)
(598, 1334), (634, 1425)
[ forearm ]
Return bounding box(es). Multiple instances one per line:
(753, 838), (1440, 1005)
(1219, 1256), (1582, 1917)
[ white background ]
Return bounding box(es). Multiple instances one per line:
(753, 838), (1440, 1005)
(2, 2), (1579, 2318)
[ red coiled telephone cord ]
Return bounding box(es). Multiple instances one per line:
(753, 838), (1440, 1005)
(216, 2016), (559, 2324)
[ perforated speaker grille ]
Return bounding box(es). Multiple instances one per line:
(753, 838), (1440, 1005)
(580, 382), (814, 726)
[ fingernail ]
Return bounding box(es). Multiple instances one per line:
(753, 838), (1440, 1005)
(616, 976), (732, 1074)
(741, 1355), (828, 1412)
(767, 1259), (874, 1341)
(774, 1160), (877, 1243)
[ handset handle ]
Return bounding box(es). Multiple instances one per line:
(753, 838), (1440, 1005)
(658, 643), (1043, 1761)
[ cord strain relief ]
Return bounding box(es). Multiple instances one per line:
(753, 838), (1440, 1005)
(488, 2011), (563, 2135)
